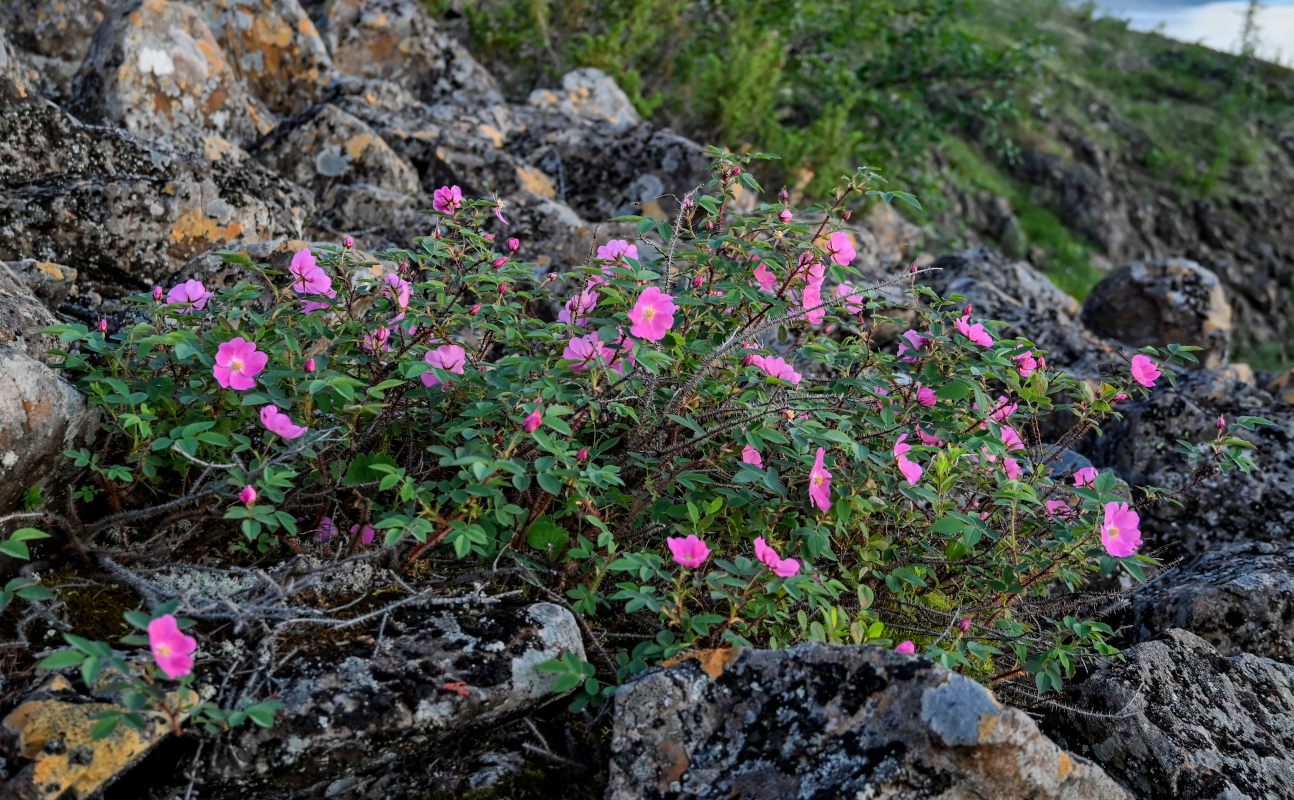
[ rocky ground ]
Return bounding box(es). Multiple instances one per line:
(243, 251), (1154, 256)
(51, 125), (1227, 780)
(1, 1), (1293, 798)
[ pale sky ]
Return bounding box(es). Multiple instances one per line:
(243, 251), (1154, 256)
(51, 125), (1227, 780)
(1093, 1), (1294, 63)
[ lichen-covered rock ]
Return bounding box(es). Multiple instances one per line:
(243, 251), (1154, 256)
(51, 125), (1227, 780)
(924, 247), (1115, 380)
(608, 645), (1128, 800)
(528, 68), (642, 130)
(313, 182), (423, 247)
(0, 675), (197, 800)
(1084, 365), (1294, 557)
(1048, 629), (1294, 800)
(0, 261), (58, 361)
(0, 0), (110, 100)
(201, 0), (336, 115)
(0, 79), (311, 294)
(307, 0), (502, 107)
(1082, 258), (1232, 369)
(1126, 541), (1294, 662)
(208, 602), (584, 797)
(73, 0), (276, 153)
(4, 259), (78, 309)
(255, 102), (421, 199)
(0, 345), (96, 512)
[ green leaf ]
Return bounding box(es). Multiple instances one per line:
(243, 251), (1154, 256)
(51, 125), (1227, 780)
(37, 649), (86, 670)
(90, 715), (121, 740)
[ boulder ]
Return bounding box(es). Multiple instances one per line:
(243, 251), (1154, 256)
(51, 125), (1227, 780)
(1127, 541), (1294, 662)
(201, 0), (336, 115)
(0, 75), (311, 296)
(527, 68), (642, 131)
(0, 261), (59, 361)
(0, 0), (111, 101)
(0, 345), (96, 512)
(925, 247), (1114, 380)
(255, 102), (421, 199)
(206, 602), (584, 797)
(72, 0), (276, 154)
(1081, 259), (1232, 369)
(306, 0), (503, 107)
(608, 644), (1128, 800)
(1047, 629), (1294, 800)
(1084, 365), (1294, 557)
(4, 259), (78, 309)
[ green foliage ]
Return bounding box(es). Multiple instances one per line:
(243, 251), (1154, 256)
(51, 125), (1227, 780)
(35, 153), (1252, 704)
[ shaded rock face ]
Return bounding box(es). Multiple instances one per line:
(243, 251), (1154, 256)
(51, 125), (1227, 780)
(206, 602), (584, 798)
(1047, 629), (1294, 800)
(1082, 258), (1232, 369)
(608, 645), (1128, 800)
(0, 345), (97, 512)
(925, 247), (1114, 379)
(1127, 541), (1294, 663)
(0, 261), (60, 361)
(1083, 365), (1294, 557)
(203, 0), (335, 115)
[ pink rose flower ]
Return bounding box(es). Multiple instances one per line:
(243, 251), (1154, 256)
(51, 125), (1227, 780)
(522, 406), (543, 433)
(741, 444), (763, 468)
(753, 261), (778, 292)
(1130, 354), (1161, 388)
(896, 329), (927, 362)
(260, 405), (308, 440)
(422, 345), (467, 388)
(1100, 501), (1143, 557)
(809, 447), (832, 512)
(826, 231), (856, 266)
(384, 273), (411, 312)
(1072, 467), (1098, 488)
(1045, 499), (1075, 520)
(748, 354), (802, 385)
(836, 283), (865, 315)
(433, 185), (463, 215)
(955, 314), (994, 347)
(350, 523), (376, 546)
(289, 249), (332, 295)
(239, 485), (256, 504)
(213, 337), (267, 390)
(148, 614), (197, 680)
(508, 237), (520, 252)
(753, 536), (801, 578)
(628, 287), (677, 342)
(894, 640), (916, 655)
(596, 239), (638, 263)
(915, 385), (937, 407)
(667, 534), (711, 568)
(166, 279), (213, 313)
(1013, 350), (1038, 377)
(559, 289), (600, 328)
(779, 209), (793, 223)
(300, 289), (337, 314)
(562, 332), (632, 375)
(316, 517), (337, 543)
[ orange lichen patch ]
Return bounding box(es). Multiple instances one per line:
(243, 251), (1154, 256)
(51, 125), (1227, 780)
(1057, 751), (1074, 782)
(661, 648), (743, 679)
(3, 677), (196, 800)
(298, 16), (319, 36)
(35, 262), (66, 280)
(21, 395), (55, 428)
(141, 0), (167, 15)
(253, 15), (294, 48)
(168, 209), (246, 245)
(516, 166), (556, 199)
(1269, 369), (1294, 404)
(639, 199), (667, 221)
(657, 739), (690, 790)
(344, 134), (374, 161)
(478, 124), (504, 149)
(202, 135), (244, 161)
(976, 711), (1001, 741)
(193, 37), (226, 76)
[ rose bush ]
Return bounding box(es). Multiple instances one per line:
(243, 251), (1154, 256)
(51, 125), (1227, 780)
(31, 149), (1266, 715)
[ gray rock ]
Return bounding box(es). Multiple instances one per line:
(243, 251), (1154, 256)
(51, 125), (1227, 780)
(925, 247), (1114, 380)
(608, 644), (1128, 800)
(0, 345), (96, 511)
(1082, 259), (1232, 369)
(307, 0), (503, 107)
(4, 259), (78, 309)
(1128, 541), (1294, 662)
(0, 261), (59, 361)
(212, 602), (584, 796)
(73, 0), (276, 154)
(528, 68), (642, 131)
(201, 0), (336, 115)
(1084, 364), (1294, 557)
(1048, 629), (1294, 800)
(256, 103), (421, 199)
(0, 0), (110, 101)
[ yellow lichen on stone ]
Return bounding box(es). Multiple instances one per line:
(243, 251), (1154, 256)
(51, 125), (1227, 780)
(661, 648), (744, 679)
(478, 124), (504, 149)
(35, 262), (65, 280)
(2, 678), (196, 800)
(168, 208), (246, 245)
(1057, 751), (1074, 781)
(344, 133), (374, 161)
(976, 711), (1000, 741)
(516, 166), (557, 199)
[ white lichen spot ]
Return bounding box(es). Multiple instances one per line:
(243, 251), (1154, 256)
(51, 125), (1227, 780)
(139, 47), (175, 76)
(1, 450), (18, 469)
